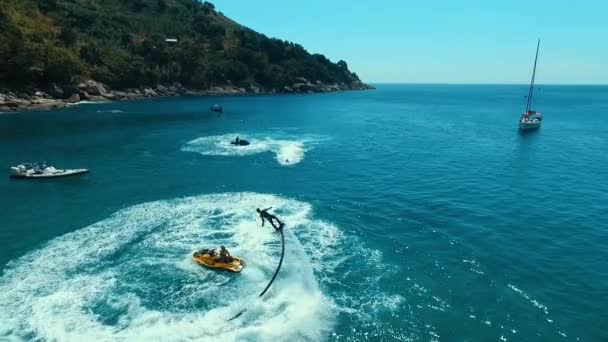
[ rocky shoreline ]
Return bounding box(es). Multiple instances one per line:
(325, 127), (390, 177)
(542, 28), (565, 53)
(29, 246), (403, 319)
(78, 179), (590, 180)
(0, 79), (374, 113)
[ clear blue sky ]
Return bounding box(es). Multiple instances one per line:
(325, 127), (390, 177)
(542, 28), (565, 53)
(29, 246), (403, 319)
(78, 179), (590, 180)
(211, 0), (607, 84)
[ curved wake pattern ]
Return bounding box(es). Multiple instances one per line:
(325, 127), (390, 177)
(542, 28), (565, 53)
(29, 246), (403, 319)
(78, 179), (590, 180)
(96, 110), (124, 114)
(181, 133), (321, 165)
(0, 193), (400, 341)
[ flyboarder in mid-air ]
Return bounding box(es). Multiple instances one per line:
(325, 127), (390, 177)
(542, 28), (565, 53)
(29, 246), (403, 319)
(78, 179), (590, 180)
(257, 207), (284, 230)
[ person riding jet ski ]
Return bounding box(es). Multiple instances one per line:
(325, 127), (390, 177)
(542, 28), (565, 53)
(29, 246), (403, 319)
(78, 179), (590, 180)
(218, 246), (233, 263)
(231, 136), (250, 146)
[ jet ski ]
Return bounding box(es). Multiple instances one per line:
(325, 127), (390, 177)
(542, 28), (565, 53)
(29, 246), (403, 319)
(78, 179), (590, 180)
(211, 104), (223, 113)
(230, 138), (250, 146)
(9, 163), (89, 179)
(193, 249), (245, 273)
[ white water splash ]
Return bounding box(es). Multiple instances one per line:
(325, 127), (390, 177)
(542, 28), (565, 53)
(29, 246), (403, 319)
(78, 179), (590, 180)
(182, 133), (324, 166)
(96, 109), (124, 114)
(0, 192), (403, 341)
(67, 100), (108, 107)
(0, 193), (338, 341)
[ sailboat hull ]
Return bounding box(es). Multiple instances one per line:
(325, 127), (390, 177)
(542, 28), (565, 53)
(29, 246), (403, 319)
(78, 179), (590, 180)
(519, 121), (541, 130)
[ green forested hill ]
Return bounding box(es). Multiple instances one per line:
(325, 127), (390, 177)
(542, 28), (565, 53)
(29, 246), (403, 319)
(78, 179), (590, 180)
(0, 0), (368, 93)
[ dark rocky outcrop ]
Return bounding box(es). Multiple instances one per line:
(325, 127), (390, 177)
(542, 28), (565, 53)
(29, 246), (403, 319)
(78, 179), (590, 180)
(1, 77), (374, 113)
(67, 93), (81, 103)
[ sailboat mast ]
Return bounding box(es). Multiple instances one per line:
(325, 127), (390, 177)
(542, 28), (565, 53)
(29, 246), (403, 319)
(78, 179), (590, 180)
(525, 39), (541, 113)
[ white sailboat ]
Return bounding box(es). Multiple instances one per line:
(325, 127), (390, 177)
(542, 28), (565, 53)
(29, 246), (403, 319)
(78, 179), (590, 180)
(519, 39), (542, 131)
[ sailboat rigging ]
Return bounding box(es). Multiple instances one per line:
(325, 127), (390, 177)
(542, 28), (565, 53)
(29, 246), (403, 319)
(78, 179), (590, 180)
(519, 39), (543, 131)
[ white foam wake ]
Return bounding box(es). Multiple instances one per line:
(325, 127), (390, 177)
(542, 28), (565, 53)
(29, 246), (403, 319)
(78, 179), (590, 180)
(0, 193), (335, 341)
(0, 193), (404, 341)
(508, 284), (549, 315)
(67, 100), (108, 107)
(181, 133), (320, 166)
(96, 109), (124, 114)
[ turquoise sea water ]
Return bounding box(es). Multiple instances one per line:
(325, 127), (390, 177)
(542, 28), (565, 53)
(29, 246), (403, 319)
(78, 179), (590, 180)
(0, 84), (607, 341)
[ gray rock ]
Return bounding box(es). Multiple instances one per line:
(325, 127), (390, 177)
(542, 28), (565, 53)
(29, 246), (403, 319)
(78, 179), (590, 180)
(295, 77), (308, 83)
(326, 84), (340, 92)
(34, 91), (44, 97)
(17, 93), (32, 101)
(78, 91), (90, 100)
(169, 82), (186, 94)
(143, 88), (157, 97)
(78, 80), (108, 96)
(103, 92), (116, 100)
(125, 91), (142, 99)
(48, 83), (64, 98)
(5, 100), (26, 108)
(293, 83), (316, 92)
(157, 85), (168, 93)
(87, 95), (107, 102)
(249, 85), (261, 93)
(113, 91), (128, 99)
(2, 100), (21, 109)
(67, 93), (80, 103)
(33, 99), (64, 110)
(168, 86), (177, 92)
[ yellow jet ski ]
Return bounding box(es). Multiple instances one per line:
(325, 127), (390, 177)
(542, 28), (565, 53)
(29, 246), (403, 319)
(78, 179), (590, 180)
(193, 249), (245, 273)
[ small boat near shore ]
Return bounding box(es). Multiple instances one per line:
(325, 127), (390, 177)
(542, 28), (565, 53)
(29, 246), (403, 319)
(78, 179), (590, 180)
(9, 163), (89, 179)
(211, 104), (223, 113)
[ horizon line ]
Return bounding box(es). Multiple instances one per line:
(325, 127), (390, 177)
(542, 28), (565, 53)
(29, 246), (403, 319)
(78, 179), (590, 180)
(365, 82), (608, 86)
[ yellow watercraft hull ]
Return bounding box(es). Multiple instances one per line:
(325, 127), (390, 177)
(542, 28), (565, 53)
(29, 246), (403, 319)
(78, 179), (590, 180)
(193, 251), (245, 273)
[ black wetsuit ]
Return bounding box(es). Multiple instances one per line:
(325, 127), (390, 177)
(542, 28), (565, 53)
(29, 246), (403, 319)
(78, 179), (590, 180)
(259, 208), (283, 230)
(219, 248), (233, 263)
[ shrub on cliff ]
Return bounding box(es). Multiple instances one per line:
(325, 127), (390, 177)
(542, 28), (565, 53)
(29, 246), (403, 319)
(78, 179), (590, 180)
(0, 0), (365, 91)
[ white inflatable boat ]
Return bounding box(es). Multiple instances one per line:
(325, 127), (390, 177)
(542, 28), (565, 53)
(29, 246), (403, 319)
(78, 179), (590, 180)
(9, 163), (89, 179)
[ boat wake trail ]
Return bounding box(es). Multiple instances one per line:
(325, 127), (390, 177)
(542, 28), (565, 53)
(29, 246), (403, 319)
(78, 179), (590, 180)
(0, 193), (399, 341)
(181, 133), (323, 166)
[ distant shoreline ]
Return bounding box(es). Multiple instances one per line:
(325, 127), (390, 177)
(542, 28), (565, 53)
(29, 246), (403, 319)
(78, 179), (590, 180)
(366, 82), (608, 86)
(0, 80), (374, 113)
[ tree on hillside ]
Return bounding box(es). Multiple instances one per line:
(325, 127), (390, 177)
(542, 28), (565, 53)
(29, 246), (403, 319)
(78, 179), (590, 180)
(0, 0), (365, 91)
(158, 0), (167, 12)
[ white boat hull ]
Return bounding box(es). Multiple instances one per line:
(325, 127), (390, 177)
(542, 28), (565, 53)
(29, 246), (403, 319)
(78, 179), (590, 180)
(10, 168), (89, 179)
(519, 120), (541, 131)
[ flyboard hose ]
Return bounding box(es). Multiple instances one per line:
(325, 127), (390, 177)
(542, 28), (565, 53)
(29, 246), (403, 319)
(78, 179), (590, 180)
(258, 226), (285, 297)
(228, 226), (285, 321)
